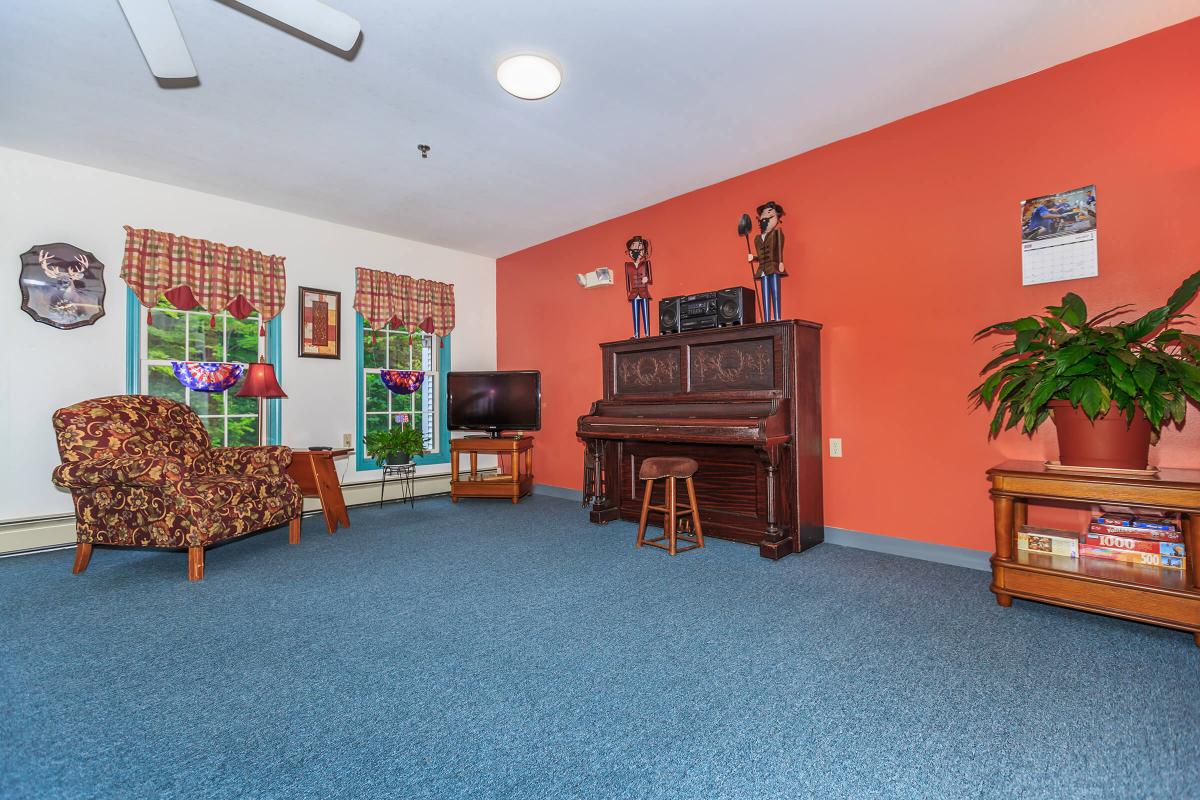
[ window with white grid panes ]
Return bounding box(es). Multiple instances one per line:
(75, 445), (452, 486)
(361, 322), (438, 455)
(141, 298), (263, 447)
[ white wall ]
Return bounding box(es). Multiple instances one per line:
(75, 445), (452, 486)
(0, 147), (496, 524)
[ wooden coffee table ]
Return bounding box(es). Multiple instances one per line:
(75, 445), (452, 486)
(988, 460), (1200, 646)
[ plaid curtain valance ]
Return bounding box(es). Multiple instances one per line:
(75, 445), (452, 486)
(121, 226), (287, 326)
(353, 267), (455, 338)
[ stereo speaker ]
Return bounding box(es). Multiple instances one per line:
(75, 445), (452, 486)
(658, 286), (755, 334)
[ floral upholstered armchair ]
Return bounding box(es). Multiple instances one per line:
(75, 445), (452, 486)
(51, 395), (303, 581)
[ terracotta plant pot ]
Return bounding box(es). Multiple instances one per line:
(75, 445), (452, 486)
(1048, 400), (1151, 470)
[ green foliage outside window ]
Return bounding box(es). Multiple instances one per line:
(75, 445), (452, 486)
(144, 298), (262, 447)
(362, 322), (437, 453)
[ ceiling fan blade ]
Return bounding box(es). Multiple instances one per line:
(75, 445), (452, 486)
(116, 0), (198, 79)
(235, 0), (361, 52)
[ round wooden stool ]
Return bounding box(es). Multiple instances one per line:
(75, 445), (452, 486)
(636, 457), (704, 555)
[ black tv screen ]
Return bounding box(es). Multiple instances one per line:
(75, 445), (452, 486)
(447, 371), (541, 436)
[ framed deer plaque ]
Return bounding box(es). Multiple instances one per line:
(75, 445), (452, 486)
(18, 243), (106, 330)
(298, 285), (341, 359)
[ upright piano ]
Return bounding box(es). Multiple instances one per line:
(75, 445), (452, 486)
(577, 319), (823, 559)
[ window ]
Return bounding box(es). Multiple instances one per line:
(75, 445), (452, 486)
(356, 317), (450, 469)
(138, 297), (264, 447)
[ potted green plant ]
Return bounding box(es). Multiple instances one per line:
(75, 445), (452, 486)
(363, 414), (425, 466)
(970, 270), (1200, 469)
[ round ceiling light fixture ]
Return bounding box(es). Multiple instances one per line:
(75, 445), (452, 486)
(496, 54), (561, 100)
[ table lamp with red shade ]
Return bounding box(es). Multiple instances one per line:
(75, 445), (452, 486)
(235, 359), (287, 446)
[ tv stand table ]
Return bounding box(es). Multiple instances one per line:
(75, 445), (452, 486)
(450, 436), (533, 504)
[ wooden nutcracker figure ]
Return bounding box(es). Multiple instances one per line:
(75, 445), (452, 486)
(747, 201), (785, 321)
(624, 235), (653, 338)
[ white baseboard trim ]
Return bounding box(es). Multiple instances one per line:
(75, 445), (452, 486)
(824, 527), (991, 572)
(0, 516), (77, 556)
(0, 469), (493, 557)
(332, 468), (480, 510)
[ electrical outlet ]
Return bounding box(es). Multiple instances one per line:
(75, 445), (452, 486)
(829, 438), (843, 458)
(342, 433), (352, 448)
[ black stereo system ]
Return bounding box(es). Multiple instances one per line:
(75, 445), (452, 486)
(658, 286), (756, 334)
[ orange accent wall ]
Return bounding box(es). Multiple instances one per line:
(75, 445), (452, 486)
(496, 18), (1200, 551)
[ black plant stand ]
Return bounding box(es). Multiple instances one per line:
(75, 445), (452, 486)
(380, 462), (416, 509)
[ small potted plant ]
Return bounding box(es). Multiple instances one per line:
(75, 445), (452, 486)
(363, 414), (425, 466)
(970, 270), (1200, 469)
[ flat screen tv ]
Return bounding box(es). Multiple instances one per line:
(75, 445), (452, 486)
(447, 371), (541, 438)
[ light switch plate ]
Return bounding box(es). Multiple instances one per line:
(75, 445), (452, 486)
(829, 438), (843, 458)
(342, 433), (352, 448)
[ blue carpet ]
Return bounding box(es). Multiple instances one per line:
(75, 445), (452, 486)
(2, 495), (1198, 799)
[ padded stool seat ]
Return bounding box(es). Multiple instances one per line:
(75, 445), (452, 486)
(638, 456), (699, 481)
(636, 457), (704, 555)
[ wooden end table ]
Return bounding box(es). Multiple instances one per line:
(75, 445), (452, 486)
(988, 460), (1200, 647)
(450, 436), (533, 504)
(288, 448), (351, 534)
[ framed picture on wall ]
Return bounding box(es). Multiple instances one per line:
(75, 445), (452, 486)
(298, 286), (341, 359)
(19, 243), (107, 330)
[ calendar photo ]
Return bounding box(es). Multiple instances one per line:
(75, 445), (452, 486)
(1020, 185), (1098, 286)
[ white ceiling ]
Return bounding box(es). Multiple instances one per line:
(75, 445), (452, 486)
(2, 1), (1198, 257)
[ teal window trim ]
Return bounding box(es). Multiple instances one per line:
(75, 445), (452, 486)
(124, 287), (141, 395)
(265, 315), (282, 446)
(125, 287), (282, 445)
(355, 313), (451, 471)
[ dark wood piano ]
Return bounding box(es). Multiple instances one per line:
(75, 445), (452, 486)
(577, 319), (823, 559)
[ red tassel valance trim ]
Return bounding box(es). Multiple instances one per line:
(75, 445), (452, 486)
(121, 226), (287, 324)
(352, 266), (455, 338)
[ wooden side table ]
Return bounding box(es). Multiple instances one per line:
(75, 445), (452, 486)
(288, 448), (351, 534)
(988, 460), (1200, 646)
(450, 436), (534, 504)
